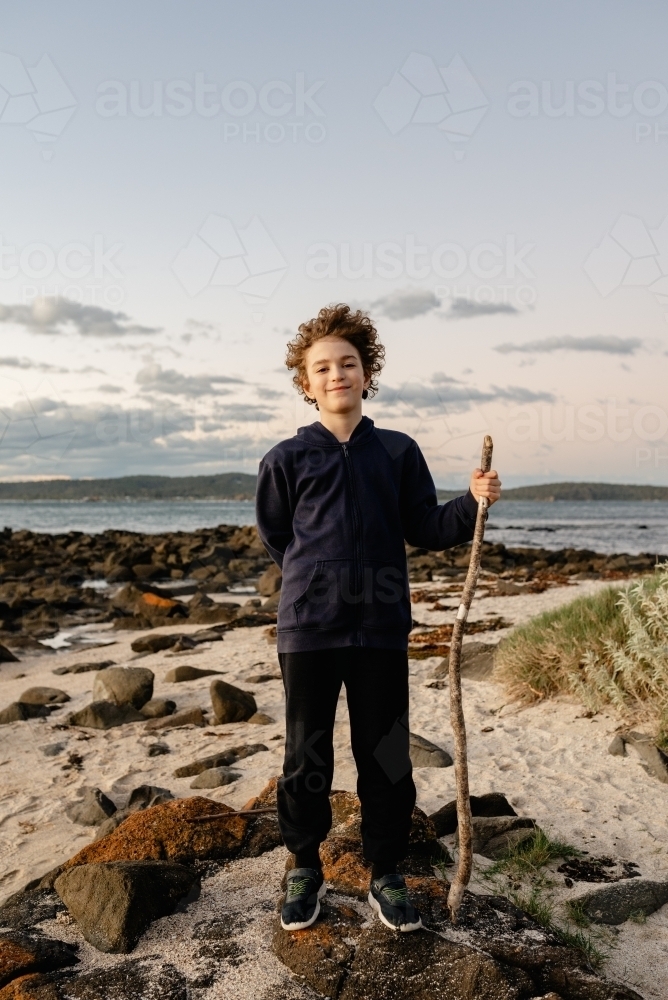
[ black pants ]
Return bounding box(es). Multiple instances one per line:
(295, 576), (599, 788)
(277, 646), (416, 865)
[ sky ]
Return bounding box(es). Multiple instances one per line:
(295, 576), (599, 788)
(1, 0), (667, 489)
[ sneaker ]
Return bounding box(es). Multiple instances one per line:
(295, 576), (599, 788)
(281, 867), (326, 931)
(368, 873), (422, 932)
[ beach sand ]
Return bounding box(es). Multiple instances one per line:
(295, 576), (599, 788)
(1, 577), (666, 999)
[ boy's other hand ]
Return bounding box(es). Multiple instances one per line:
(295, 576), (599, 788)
(470, 468), (501, 506)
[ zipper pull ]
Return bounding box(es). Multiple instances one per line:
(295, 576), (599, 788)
(342, 443), (348, 456)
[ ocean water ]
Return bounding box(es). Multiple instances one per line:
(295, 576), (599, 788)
(0, 499), (667, 556)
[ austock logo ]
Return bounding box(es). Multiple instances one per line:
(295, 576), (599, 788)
(374, 52), (488, 156)
(0, 53), (76, 157)
(584, 213), (668, 317)
(171, 215), (288, 303)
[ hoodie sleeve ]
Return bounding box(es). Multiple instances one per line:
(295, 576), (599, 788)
(255, 457), (294, 569)
(399, 439), (478, 551)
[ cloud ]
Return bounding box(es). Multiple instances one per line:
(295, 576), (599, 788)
(372, 288), (441, 320)
(446, 299), (519, 319)
(0, 356), (68, 373)
(136, 363), (243, 397)
(0, 393), (280, 478)
(97, 384), (123, 393)
(494, 335), (642, 355)
(372, 373), (553, 416)
(0, 299), (159, 337)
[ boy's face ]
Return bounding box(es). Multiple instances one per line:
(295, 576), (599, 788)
(302, 336), (370, 415)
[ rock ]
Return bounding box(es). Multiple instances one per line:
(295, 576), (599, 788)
(63, 798), (249, 867)
(130, 634), (181, 654)
(92, 667), (154, 709)
(52, 660), (114, 676)
(144, 707), (206, 731)
(65, 788), (117, 826)
(147, 743), (170, 757)
(455, 816), (537, 859)
(258, 563), (282, 596)
(0, 931), (78, 988)
(247, 712), (275, 724)
(139, 698), (175, 719)
(65, 702), (145, 730)
(173, 743), (268, 778)
(497, 579), (524, 595)
(210, 679), (256, 724)
(246, 673), (281, 683)
(54, 861), (200, 953)
(126, 785), (174, 811)
(271, 903), (358, 997)
(163, 665), (223, 683)
(433, 642), (497, 682)
(0, 645), (19, 663)
(574, 878), (668, 924)
(0, 704), (51, 725)
(608, 734), (627, 757)
(409, 732), (453, 768)
(429, 792), (518, 837)
(39, 744), (65, 758)
(0, 889), (63, 932)
(17, 689), (69, 706)
(0, 961), (189, 999)
(624, 731), (668, 783)
(190, 767), (240, 789)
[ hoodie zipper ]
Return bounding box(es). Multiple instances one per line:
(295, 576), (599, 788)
(342, 442), (363, 643)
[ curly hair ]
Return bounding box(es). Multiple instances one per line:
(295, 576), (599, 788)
(285, 303), (385, 405)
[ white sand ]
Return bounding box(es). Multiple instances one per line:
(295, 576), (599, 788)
(1, 578), (666, 999)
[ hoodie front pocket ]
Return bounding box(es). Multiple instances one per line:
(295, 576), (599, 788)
(293, 559), (358, 631)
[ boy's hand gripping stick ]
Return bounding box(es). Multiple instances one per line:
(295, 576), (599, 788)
(446, 435), (493, 923)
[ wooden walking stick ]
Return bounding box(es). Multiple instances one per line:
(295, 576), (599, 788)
(447, 434), (494, 924)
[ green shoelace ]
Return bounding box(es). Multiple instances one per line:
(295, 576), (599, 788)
(287, 877), (314, 899)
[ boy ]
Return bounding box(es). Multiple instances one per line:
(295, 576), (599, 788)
(256, 304), (501, 933)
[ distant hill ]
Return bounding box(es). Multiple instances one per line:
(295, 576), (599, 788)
(436, 482), (668, 502)
(0, 475), (667, 503)
(0, 473), (257, 501)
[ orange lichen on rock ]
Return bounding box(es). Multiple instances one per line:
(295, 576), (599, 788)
(63, 797), (248, 868)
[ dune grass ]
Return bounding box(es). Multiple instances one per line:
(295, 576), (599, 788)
(494, 568), (668, 741)
(479, 829), (604, 968)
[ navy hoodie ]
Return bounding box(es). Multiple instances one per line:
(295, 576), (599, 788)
(255, 415), (478, 653)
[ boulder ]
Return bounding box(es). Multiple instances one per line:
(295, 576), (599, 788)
(409, 732), (453, 768)
(17, 688), (69, 707)
(130, 634), (181, 654)
(54, 860), (200, 953)
(126, 785), (174, 811)
(247, 712), (275, 725)
(0, 704), (51, 725)
(0, 931), (78, 988)
(210, 679), (256, 724)
(608, 734), (627, 757)
(574, 878), (668, 925)
(0, 961), (189, 999)
(65, 788), (117, 827)
(430, 792), (518, 837)
(92, 667), (154, 709)
(62, 797), (249, 867)
(624, 731), (668, 783)
(190, 767), (239, 789)
(173, 743), (268, 778)
(66, 702), (145, 730)
(0, 887), (64, 934)
(164, 665), (223, 683)
(139, 698), (175, 719)
(432, 642), (497, 682)
(258, 563), (282, 596)
(0, 645), (19, 663)
(144, 707), (206, 731)
(52, 659), (114, 676)
(455, 816), (537, 859)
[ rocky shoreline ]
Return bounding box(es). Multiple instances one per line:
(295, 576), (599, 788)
(0, 524), (661, 656)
